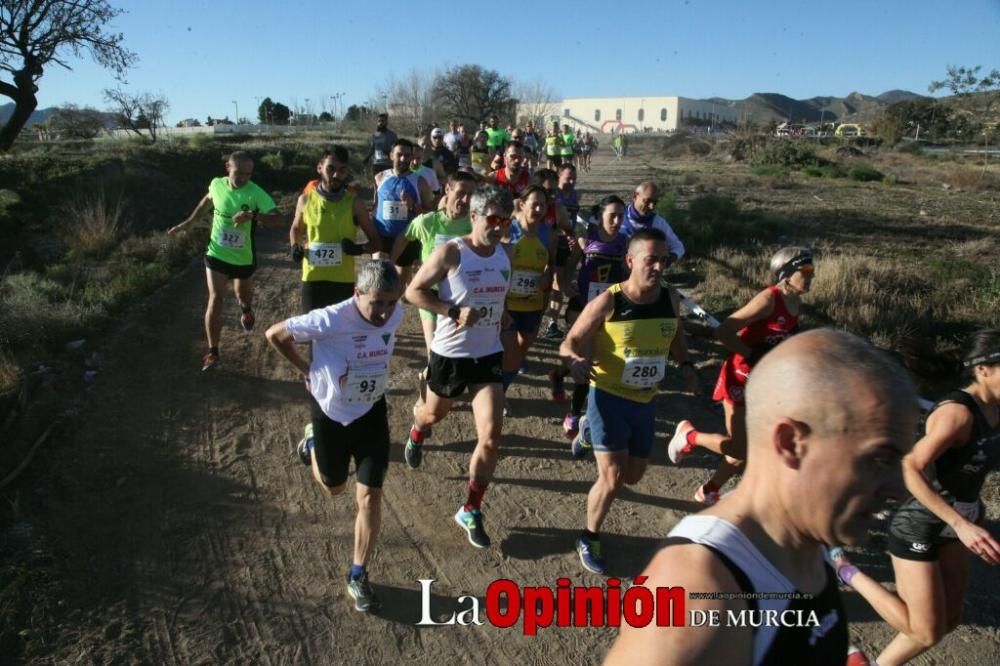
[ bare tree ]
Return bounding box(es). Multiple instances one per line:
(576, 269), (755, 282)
(374, 68), (437, 134)
(513, 77), (560, 126)
(103, 88), (169, 142)
(0, 0), (136, 150)
(431, 65), (514, 126)
(49, 103), (108, 138)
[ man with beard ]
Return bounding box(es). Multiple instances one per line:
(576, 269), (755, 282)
(372, 139), (433, 280)
(364, 112), (398, 175)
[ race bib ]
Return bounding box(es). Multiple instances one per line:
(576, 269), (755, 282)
(218, 227), (245, 249)
(470, 293), (504, 328)
(587, 282), (612, 303)
(621, 355), (666, 388)
(510, 270), (543, 296)
(308, 242), (343, 267)
(458, 154), (471, 168)
(381, 200), (409, 221)
(374, 149), (387, 162)
(342, 364), (388, 404)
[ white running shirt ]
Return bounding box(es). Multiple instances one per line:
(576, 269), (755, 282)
(431, 238), (510, 359)
(286, 298), (403, 425)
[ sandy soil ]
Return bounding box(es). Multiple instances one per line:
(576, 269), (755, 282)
(6, 146), (1000, 665)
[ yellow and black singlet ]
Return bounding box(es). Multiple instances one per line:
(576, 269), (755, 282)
(591, 283), (678, 403)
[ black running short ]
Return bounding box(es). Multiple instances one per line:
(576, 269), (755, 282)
(204, 254), (255, 281)
(310, 395), (390, 488)
(887, 498), (984, 562)
(380, 234), (421, 267)
(301, 280), (355, 312)
(427, 351), (503, 398)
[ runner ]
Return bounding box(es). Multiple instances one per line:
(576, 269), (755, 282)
(470, 130), (492, 175)
(429, 127), (458, 176)
(490, 141), (531, 197)
(560, 123), (576, 168)
(579, 132), (595, 172)
(541, 163), (581, 340)
(667, 247), (814, 504)
(545, 120), (563, 169)
(830, 329), (1000, 666)
(403, 184), (513, 549)
(392, 171), (476, 402)
(484, 115), (510, 157)
(612, 132), (624, 160)
(372, 139), (432, 281)
(363, 112), (398, 176)
(442, 120), (460, 153)
(522, 119), (541, 169)
(454, 125), (474, 173)
(621, 182), (685, 264)
(290, 146), (380, 312)
(550, 195), (628, 446)
(168, 151), (281, 371)
(560, 227), (698, 574)
(605, 329), (919, 665)
(414, 137), (445, 200)
(500, 185), (557, 396)
(264, 259), (404, 613)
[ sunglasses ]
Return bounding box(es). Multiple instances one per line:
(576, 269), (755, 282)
(484, 214), (512, 228)
(798, 265), (815, 274)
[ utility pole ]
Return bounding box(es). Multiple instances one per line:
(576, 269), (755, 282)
(232, 100), (239, 124)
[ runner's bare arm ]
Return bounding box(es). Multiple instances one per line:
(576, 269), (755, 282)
(714, 288), (777, 357)
(389, 231), (410, 264)
(603, 544), (752, 666)
(353, 197), (381, 254)
(255, 207), (283, 227)
(667, 288), (699, 393)
(405, 242), (469, 318)
(168, 193), (212, 234)
(289, 194), (307, 248)
(560, 289), (614, 382)
(418, 176), (434, 213)
(904, 405), (1000, 564)
(265, 322), (310, 379)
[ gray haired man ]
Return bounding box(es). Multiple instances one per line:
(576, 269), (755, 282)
(265, 260), (404, 613)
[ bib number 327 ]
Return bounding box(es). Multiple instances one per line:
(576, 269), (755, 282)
(218, 228), (245, 249)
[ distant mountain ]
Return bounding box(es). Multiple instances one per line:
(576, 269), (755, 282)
(702, 90), (927, 124)
(0, 103), (59, 127)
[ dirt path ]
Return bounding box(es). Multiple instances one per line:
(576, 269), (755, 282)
(15, 146), (1000, 665)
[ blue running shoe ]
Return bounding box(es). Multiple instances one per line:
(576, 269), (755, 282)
(576, 534), (607, 575)
(297, 423), (314, 466)
(454, 506), (491, 548)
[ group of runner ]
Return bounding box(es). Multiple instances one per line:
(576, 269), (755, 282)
(168, 117), (999, 666)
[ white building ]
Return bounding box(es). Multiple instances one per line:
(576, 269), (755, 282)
(519, 96), (738, 133)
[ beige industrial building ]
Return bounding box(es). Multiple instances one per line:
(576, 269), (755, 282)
(520, 96), (739, 133)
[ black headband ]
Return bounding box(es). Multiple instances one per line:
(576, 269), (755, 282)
(963, 350), (1000, 368)
(775, 253), (813, 283)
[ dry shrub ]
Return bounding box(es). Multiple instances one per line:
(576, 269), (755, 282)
(941, 166), (1000, 192)
(64, 191), (129, 259)
(0, 349), (21, 397)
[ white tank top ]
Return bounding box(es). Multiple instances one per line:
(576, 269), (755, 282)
(431, 238), (509, 359)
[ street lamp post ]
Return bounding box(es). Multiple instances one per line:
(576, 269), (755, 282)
(232, 100), (239, 125)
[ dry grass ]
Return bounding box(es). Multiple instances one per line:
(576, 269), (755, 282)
(0, 349), (21, 396)
(64, 191), (129, 259)
(692, 247), (988, 358)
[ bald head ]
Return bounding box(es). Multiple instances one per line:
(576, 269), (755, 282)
(634, 181), (658, 197)
(741, 328), (919, 546)
(633, 181), (659, 216)
(746, 329), (917, 443)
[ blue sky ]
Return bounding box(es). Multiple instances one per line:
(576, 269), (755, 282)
(26, 0), (1000, 123)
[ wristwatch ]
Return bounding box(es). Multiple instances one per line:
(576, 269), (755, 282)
(447, 306), (461, 321)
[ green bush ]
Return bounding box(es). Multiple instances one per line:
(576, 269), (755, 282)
(660, 194), (787, 257)
(895, 141), (924, 155)
(803, 164), (846, 178)
(848, 164), (885, 182)
(751, 139), (820, 168)
(751, 164), (789, 178)
(258, 151), (285, 170)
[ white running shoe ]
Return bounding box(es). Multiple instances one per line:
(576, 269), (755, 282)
(667, 420), (694, 464)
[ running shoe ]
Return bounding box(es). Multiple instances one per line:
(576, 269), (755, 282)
(346, 572), (381, 612)
(201, 351), (220, 372)
(297, 423), (314, 466)
(667, 420), (694, 465)
(845, 646), (871, 666)
(404, 432), (424, 469)
(571, 415), (592, 459)
(541, 321), (564, 340)
(548, 369), (568, 403)
(694, 482), (721, 505)
(562, 413), (580, 440)
(454, 506), (491, 548)
(576, 535), (607, 575)
(240, 309), (255, 332)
